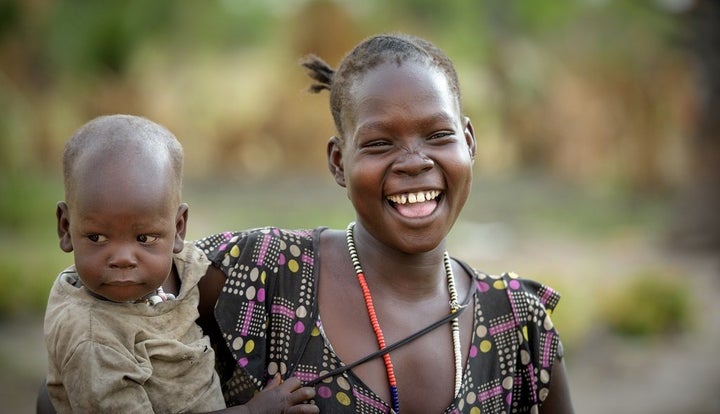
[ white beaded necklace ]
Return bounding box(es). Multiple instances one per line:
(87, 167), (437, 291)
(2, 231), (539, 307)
(346, 222), (463, 411)
(136, 286), (175, 306)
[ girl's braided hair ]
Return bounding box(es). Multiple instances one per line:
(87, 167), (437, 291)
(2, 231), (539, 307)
(300, 33), (462, 138)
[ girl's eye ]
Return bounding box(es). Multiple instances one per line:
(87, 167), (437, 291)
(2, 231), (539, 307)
(87, 234), (107, 243)
(362, 140), (391, 148)
(359, 139), (394, 154)
(137, 234), (160, 244)
(429, 131), (454, 140)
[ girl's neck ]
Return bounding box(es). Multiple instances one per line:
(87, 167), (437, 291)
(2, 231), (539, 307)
(349, 223), (448, 299)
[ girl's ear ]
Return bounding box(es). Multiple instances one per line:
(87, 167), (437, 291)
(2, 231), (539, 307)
(463, 116), (477, 162)
(56, 202), (74, 253)
(327, 136), (346, 187)
(173, 203), (189, 254)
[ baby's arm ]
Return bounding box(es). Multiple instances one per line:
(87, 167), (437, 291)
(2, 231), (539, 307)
(59, 341), (155, 412)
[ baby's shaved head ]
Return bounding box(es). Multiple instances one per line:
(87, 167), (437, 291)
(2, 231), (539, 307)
(62, 115), (184, 205)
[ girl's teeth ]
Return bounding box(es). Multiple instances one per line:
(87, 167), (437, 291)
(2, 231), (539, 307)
(388, 191), (439, 204)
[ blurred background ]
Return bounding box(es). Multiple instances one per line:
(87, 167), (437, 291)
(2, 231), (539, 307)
(1, 0), (719, 412)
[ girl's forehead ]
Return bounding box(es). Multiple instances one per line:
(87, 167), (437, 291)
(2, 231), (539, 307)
(353, 60), (447, 90)
(347, 62), (456, 112)
(339, 63), (460, 140)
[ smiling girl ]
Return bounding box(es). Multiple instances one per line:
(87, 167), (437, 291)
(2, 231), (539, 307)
(197, 33), (574, 413)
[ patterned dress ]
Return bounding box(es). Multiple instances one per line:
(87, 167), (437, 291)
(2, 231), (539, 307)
(197, 227), (563, 413)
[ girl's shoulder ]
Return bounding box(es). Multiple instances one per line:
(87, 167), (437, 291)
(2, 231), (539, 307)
(196, 227), (322, 264)
(464, 264), (561, 314)
(460, 268), (564, 410)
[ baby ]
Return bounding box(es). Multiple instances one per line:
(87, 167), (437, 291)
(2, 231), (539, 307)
(44, 114), (226, 413)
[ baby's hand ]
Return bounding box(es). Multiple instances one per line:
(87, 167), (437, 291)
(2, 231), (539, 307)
(242, 373), (318, 414)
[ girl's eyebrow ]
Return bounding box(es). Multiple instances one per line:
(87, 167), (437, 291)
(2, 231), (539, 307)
(354, 120), (390, 136)
(417, 112), (456, 127)
(356, 112), (456, 136)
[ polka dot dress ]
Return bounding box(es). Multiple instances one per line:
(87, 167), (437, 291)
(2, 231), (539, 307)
(197, 228), (562, 413)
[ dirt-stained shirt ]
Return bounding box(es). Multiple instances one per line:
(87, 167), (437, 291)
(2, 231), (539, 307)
(44, 242), (226, 414)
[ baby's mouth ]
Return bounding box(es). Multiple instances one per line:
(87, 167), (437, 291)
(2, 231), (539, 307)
(387, 190), (442, 218)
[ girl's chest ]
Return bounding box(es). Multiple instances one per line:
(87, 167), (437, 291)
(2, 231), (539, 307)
(315, 284), (476, 413)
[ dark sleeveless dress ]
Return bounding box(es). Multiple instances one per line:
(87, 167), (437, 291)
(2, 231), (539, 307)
(197, 227), (562, 413)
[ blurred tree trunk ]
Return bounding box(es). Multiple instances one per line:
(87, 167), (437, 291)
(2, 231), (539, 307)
(672, 0), (720, 251)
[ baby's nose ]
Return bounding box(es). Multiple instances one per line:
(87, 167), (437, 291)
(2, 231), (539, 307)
(108, 244), (138, 268)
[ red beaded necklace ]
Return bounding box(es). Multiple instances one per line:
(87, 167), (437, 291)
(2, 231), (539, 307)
(345, 222), (462, 413)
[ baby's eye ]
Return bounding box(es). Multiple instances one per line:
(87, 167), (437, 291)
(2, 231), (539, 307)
(137, 234), (160, 244)
(87, 234), (107, 243)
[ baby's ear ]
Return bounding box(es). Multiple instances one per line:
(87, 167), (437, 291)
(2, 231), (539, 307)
(173, 203), (189, 254)
(56, 202), (73, 252)
(327, 136), (346, 187)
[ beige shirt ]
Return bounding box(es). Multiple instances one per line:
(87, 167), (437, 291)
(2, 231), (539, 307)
(44, 242), (225, 414)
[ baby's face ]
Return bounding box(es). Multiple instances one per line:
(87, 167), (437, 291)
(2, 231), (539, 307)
(63, 157), (182, 303)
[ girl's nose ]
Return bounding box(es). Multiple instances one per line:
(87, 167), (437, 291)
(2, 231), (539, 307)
(391, 150), (434, 176)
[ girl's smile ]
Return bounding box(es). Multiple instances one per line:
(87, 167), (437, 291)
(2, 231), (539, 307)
(387, 189), (442, 218)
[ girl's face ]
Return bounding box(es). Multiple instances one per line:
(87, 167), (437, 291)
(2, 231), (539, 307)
(329, 60), (476, 254)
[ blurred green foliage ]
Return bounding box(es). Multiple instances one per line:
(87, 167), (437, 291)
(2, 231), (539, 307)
(602, 270), (693, 337)
(0, 174), (58, 231)
(43, 0), (282, 77)
(0, 175), (62, 316)
(0, 0), (699, 333)
(0, 0), (689, 181)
